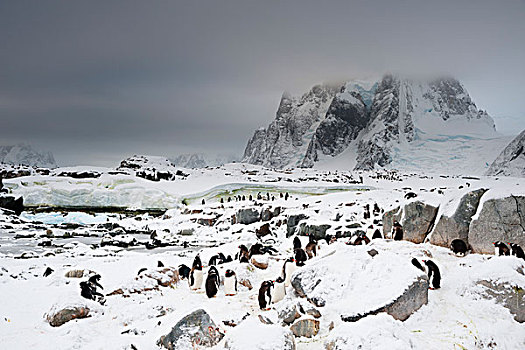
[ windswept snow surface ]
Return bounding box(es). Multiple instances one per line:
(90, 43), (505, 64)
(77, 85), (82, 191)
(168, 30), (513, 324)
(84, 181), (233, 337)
(1, 164), (525, 349)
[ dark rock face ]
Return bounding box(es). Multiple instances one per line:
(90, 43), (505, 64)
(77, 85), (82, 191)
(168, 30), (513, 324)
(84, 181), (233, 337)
(46, 306), (90, 327)
(487, 129), (525, 177)
(287, 214), (308, 237)
(469, 196), (525, 254)
(157, 309), (224, 349)
(235, 208), (261, 225)
(57, 171), (101, 179)
(0, 195), (23, 215)
(431, 189), (487, 247)
(256, 223), (272, 238)
(341, 276), (429, 322)
(478, 280), (524, 323)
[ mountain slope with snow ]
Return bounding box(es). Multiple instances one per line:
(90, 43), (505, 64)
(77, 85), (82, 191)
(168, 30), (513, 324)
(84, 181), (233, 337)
(0, 143), (57, 168)
(486, 129), (525, 177)
(243, 75), (508, 174)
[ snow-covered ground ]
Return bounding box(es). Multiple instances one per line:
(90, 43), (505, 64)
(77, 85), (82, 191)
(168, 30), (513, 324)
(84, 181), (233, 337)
(1, 163), (524, 349)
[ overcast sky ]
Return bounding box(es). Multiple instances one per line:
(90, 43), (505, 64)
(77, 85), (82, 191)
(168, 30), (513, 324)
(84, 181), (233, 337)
(1, 0), (524, 166)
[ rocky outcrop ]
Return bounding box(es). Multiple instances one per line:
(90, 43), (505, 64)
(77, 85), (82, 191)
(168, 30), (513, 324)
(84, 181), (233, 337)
(298, 222), (331, 240)
(157, 309), (223, 349)
(46, 306), (90, 327)
(469, 196), (525, 254)
(430, 189), (487, 247)
(383, 201), (438, 243)
(0, 195), (23, 215)
(234, 208), (261, 225)
(487, 129), (525, 177)
(478, 280), (524, 323)
(286, 214), (308, 237)
(290, 319), (320, 338)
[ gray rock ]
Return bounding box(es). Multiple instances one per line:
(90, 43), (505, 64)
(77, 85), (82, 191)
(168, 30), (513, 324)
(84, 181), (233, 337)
(298, 223), (331, 240)
(157, 309), (224, 349)
(383, 201), (438, 243)
(478, 280), (524, 322)
(46, 306), (90, 327)
(469, 195), (525, 254)
(290, 319), (320, 338)
(341, 276), (429, 322)
(235, 208), (261, 225)
(287, 214), (308, 237)
(486, 129), (525, 177)
(277, 302), (301, 325)
(430, 189), (487, 247)
(261, 208), (273, 222)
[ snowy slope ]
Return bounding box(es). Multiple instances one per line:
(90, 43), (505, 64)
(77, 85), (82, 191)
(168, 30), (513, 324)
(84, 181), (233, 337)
(0, 143), (57, 168)
(486, 129), (525, 177)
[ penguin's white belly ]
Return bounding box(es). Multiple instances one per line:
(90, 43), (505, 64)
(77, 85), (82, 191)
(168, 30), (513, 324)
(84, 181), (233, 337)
(190, 270), (203, 290)
(224, 276), (236, 295)
(272, 283), (286, 303)
(284, 264), (297, 287)
(495, 247), (499, 256)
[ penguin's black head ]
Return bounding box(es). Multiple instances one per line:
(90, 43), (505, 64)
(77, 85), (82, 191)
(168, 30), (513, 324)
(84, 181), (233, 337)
(275, 276), (285, 283)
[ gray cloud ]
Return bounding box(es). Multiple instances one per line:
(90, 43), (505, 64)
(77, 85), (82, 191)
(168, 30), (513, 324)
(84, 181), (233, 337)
(1, 0), (524, 166)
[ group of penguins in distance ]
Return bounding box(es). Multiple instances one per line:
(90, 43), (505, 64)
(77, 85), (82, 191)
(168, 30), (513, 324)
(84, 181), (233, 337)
(40, 216), (524, 308)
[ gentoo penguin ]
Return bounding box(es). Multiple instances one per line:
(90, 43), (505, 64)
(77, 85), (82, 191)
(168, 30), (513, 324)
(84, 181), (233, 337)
(450, 239), (469, 256)
(282, 257), (297, 287)
(493, 241), (510, 256)
(325, 234), (337, 245)
(305, 240), (317, 259)
(192, 254), (202, 269)
(422, 259), (441, 289)
(88, 274), (103, 291)
(157, 260), (164, 267)
(189, 257), (203, 290)
(272, 276), (286, 303)
(205, 266), (220, 298)
(209, 254), (220, 266)
(293, 236), (302, 250)
(258, 281), (274, 310)
(43, 267), (54, 277)
(392, 222), (403, 241)
(509, 243), (525, 260)
(80, 276), (104, 303)
(294, 248), (307, 266)
(249, 243), (263, 257)
(411, 258), (426, 272)
(178, 264), (191, 279)
(237, 245), (250, 263)
(224, 269), (237, 296)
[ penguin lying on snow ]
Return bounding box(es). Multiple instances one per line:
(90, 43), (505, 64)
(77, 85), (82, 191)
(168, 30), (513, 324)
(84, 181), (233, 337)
(493, 241), (510, 256)
(509, 243), (525, 260)
(205, 266), (220, 298)
(422, 259), (441, 289)
(450, 239), (469, 256)
(272, 276), (286, 303)
(224, 269), (237, 296)
(258, 281), (274, 310)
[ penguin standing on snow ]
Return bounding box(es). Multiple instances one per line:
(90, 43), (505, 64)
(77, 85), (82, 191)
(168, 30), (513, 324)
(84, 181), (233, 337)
(258, 280), (274, 310)
(372, 229), (382, 240)
(392, 221), (403, 241)
(224, 269), (237, 296)
(205, 266), (220, 298)
(493, 241), (510, 256)
(294, 248), (308, 266)
(509, 243), (525, 260)
(236, 245), (250, 263)
(282, 257), (297, 287)
(450, 239), (469, 256)
(293, 236), (302, 250)
(305, 239), (317, 259)
(422, 259), (441, 289)
(189, 255), (203, 290)
(272, 276), (286, 303)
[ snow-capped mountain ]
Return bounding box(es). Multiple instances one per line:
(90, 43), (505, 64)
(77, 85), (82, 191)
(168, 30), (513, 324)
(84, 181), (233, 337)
(0, 143), (57, 168)
(243, 75), (508, 174)
(170, 153), (239, 169)
(486, 129), (525, 177)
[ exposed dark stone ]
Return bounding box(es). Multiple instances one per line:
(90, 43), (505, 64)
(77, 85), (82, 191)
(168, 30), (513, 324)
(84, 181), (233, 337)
(287, 214), (308, 237)
(478, 280), (524, 322)
(46, 306), (90, 327)
(235, 208), (261, 225)
(298, 223), (331, 240)
(0, 195), (23, 215)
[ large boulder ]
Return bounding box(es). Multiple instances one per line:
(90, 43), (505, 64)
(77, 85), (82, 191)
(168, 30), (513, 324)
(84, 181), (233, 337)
(291, 245), (427, 322)
(0, 195), (23, 215)
(223, 317), (296, 350)
(235, 208), (261, 225)
(287, 214), (308, 237)
(298, 222), (331, 240)
(468, 195), (525, 254)
(383, 201), (438, 243)
(478, 280), (524, 323)
(430, 189), (487, 248)
(157, 309), (224, 349)
(290, 319), (320, 338)
(46, 306), (90, 327)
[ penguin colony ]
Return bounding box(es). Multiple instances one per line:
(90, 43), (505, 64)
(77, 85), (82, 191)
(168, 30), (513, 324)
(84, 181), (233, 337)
(63, 194), (524, 315)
